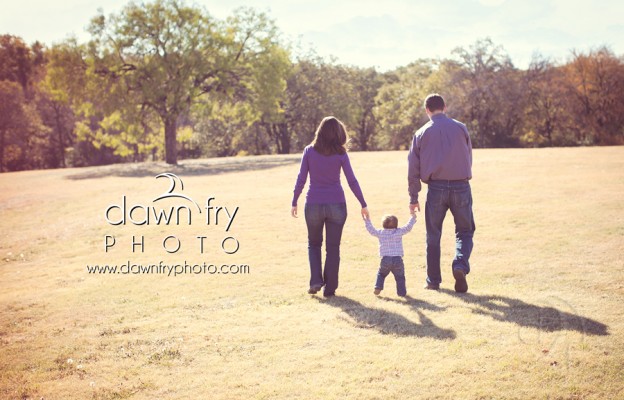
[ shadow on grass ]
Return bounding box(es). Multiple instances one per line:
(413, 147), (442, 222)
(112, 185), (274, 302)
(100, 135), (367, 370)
(379, 295), (447, 312)
(440, 289), (609, 336)
(65, 155), (301, 180)
(315, 295), (455, 339)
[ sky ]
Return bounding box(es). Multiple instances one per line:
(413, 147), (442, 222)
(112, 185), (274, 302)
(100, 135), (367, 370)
(2, 0), (623, 70)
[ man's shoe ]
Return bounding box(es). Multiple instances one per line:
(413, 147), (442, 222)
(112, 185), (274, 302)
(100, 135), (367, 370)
(453, 269), (468, 293)
(308, 285), (322, 294)
(374, 288), (381, 295)
(323, 291), (335, 297)
(424, 283), (439, 290)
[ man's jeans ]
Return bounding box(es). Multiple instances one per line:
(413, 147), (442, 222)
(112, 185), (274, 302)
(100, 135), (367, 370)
(304, 203), (347, 294)
(375, 256), (406, 296)
(425, 180), (475, 286)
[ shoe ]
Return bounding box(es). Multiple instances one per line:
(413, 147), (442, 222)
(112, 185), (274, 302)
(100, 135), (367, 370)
(308, 285), (322, 294)
(453, 269), (468, 293)
(424, 283), (439, 290)
(374, 288), (381, 295)
(323, 291), (335, 297)
(398, 293), (406, 297)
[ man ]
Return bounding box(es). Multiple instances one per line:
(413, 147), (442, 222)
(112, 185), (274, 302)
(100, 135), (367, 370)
(408, 94), (475, 293)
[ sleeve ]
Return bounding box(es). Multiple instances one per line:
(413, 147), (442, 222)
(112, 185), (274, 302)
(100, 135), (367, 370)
(341, 153), (367, 208)
(407, 134), (422, 204)
(364, 219), (382, 237)
(466, 127), (473, 167)
(395, 215), (417, 235)
(292, 148), (309, 207)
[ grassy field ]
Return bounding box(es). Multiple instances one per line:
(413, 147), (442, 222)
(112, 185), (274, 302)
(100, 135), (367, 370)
(1, 147), (623, 399)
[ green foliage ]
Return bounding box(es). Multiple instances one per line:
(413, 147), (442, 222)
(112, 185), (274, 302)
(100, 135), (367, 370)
(374, 60), (436, 150)
(84, 0), (289, 164)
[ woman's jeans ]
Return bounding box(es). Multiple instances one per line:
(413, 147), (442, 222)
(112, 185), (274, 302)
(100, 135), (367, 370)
(425, 180), (475, 286)
(304, 203), (347, 294)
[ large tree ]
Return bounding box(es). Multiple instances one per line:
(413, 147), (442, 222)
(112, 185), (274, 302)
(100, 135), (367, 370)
(450, 38), (524, 147)
(88, 0), (284, 164)
(349, 67), (382, 151)
(374, 60), (436, 150)
(285, 54), (355, 152)
(565, 47), (624, 144)
(522, 56), (573, 146)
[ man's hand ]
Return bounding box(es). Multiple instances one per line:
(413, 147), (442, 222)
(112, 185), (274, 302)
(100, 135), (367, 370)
(361, 207), (370, 220)
(291, 206), (298, 218)
(409, 202), (420, 214)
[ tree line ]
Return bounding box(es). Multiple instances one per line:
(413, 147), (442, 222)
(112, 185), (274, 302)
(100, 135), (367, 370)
(1, 0), (623, 172)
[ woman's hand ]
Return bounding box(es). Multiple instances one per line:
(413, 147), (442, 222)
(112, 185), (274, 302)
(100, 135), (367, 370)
(361, 207), (370, 220)
(291, 206), (298, 218)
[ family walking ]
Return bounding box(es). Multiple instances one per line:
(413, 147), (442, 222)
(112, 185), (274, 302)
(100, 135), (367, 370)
(291, 94), (475, 297)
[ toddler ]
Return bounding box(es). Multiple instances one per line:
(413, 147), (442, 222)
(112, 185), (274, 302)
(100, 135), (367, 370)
(364, 212), (416, 296)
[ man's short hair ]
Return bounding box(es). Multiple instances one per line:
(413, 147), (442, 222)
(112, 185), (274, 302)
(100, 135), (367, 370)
(424, 94), (445, 112)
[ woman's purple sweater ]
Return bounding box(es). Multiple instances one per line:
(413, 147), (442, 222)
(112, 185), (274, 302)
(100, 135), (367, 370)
(292, 145), (367, 208)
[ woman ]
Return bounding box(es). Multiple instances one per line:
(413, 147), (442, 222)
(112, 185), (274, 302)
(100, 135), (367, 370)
(291, 116), (369, 297)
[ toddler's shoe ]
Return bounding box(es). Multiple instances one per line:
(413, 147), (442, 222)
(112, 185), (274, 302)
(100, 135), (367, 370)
(308, 285), (323, 294)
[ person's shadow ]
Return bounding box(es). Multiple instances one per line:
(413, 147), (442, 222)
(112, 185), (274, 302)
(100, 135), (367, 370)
(440, 289), (608, 336)
(314, 295), (455, 339)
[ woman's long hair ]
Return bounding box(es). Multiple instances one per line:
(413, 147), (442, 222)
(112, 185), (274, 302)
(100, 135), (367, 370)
(311, 116), (348, 156)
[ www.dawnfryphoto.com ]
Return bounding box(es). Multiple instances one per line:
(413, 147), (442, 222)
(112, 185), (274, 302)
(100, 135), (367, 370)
(85, 260), (250, 277)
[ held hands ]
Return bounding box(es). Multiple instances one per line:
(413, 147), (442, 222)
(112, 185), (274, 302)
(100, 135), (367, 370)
(409, 202), (420, 215)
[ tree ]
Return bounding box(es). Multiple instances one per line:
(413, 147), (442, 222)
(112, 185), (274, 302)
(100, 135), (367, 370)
(565, 47), (624, 144)
(349, 67), (382, 151)
(253, 45), (292, 154)
(285, 54), (355, 152)
(450, 38), (524, 147)
(0, 35), (31, 94)
(521, 56), (574, 146)
(374, 60), (435, 150)
(0, 35), (48, 171)
(37, 42), (83, 167)
(0, 81), (39, 171)
(88, 0), (285, 164)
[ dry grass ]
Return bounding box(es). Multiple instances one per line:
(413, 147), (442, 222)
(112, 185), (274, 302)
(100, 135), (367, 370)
(0, 147), (623, 399)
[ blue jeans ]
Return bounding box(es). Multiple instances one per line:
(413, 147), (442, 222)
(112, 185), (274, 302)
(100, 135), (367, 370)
(304, 203), (347, 295)
(425, 180), (475, 286)
(375, 256), (406, 296)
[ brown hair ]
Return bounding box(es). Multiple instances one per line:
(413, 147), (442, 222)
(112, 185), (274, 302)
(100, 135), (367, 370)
(312, 116), (348, 156)
(382, 215), (398, 229)
(424, 93), (445, 112)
